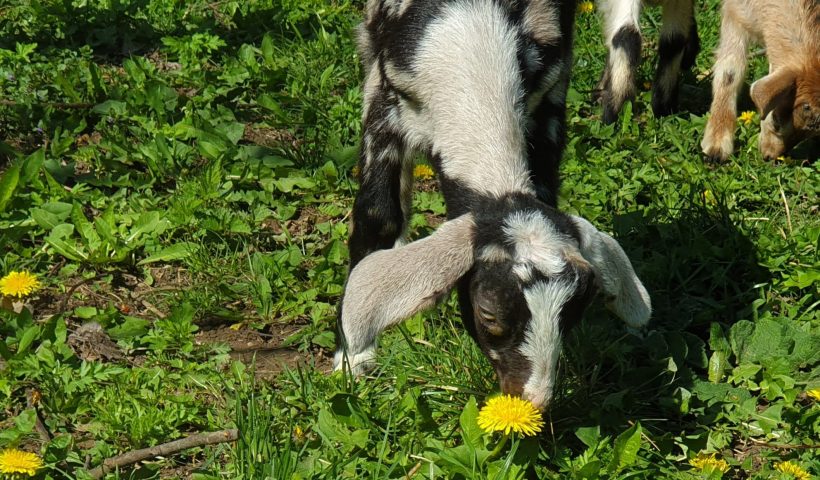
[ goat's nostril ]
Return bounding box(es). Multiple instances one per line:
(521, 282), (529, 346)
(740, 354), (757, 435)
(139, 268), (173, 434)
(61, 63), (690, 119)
(521, 389), (550, 412)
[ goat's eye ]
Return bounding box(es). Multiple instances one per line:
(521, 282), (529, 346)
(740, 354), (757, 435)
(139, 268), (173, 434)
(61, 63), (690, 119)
(479, 307), (496, 322)
(803, 103), (811, 112)
(478, 307), (504, 336)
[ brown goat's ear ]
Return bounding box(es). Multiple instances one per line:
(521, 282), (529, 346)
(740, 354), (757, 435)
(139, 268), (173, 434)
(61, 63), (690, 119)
(750, 68), (797, 119)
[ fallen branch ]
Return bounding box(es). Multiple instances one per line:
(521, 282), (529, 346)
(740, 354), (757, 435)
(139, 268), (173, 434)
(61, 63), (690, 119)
(87, 429), (238, 479)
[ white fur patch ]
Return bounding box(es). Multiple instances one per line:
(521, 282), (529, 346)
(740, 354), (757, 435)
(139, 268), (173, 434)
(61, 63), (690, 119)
(600, 0), (641, 42)
(519, 277), (578, 409)
(361, 63), (383, 122)
(413, 0), (533, 197)
(383, 0), (413, 17)
(522, 0), (561, 46)
(609, 47), (635, 104)
(479, 244), (512, 263)
(502, 211), (568, 277)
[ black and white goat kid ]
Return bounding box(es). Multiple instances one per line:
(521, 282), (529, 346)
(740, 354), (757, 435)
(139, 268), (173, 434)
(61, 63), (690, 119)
(595, 0), (700, 123)
(335, 0), (652, 411)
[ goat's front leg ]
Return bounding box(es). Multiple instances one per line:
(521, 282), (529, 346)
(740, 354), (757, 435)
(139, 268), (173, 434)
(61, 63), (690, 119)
(348, 89), (413, 268)
(597, 0), (642, 123)
(652, 0), (699, 117)
(701, 4), (749, 162)
(338, 79), (413, 373)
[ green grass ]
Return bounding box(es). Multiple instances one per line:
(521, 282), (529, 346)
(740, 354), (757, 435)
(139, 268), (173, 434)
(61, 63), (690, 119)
(0, 0), (818, 479)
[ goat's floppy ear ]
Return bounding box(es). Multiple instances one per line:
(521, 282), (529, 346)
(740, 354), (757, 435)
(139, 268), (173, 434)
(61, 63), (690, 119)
(570, 216), (651, 328)
(336, 214), (475, 373)
(751, 68), (797, 119)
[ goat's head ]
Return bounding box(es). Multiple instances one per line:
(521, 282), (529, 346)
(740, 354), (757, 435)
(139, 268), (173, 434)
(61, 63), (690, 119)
(750, 63), (820, 159)
(337, 194), (651, 411)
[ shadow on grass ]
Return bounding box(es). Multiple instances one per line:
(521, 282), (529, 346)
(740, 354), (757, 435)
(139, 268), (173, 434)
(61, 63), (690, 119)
(545, 195), (768, 452)
(0, 2), (351, 57)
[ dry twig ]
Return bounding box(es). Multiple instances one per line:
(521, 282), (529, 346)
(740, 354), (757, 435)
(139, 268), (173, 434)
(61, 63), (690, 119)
(87, 429), (238, 479)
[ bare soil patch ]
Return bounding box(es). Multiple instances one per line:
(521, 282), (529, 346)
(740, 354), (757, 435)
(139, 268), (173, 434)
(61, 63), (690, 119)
(194, 324), (331, 380)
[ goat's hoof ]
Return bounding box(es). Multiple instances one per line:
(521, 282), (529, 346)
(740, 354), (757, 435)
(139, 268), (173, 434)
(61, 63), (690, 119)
(333, 349), (376, 375)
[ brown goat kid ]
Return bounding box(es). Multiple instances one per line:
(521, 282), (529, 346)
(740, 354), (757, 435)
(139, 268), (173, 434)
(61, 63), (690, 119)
(701, 0), (820, 162)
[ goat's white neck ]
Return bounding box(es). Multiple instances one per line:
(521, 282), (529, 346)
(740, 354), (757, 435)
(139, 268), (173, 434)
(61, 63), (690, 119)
(414, 0), (534, 197)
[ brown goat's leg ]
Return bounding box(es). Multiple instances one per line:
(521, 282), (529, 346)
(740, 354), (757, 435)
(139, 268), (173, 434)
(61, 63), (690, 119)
(701, 5), (750, 162)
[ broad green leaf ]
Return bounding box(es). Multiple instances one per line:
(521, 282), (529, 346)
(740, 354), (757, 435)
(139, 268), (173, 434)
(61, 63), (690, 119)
(271, 177), (316, 193)
(20, 148), (44, 185)
(74, 306), (98, 319)
(311, 331), (335, 349)
(316, 408), (368, 451)
(575, 426), (600, 449)
(708, 351), (729, 383)
(138, 242), (198, 265)
(92, 100), (127, 115)
(46, 224), (87, 261)
(127, 211), (168, 243)
(577, 459), (602, 479)
(608, 422), (642, 473)
(754, 404), (782, 434)
(0, 160), (21, 212)
(728, 320), (755, 360)
(257, 94), (286, 119)
(14, 409), (37, 434)
(435, 445), (478, 477)
(329, 393), (369, 429)
(72, 202), (102, 252)
(460, 396), (483, 449)
(31, 202), (73, 230)
(16, 325), (41, 355)
(108, 317), (150, 341)
(324, 239), (347, 265)
(260, 35), (275, 65)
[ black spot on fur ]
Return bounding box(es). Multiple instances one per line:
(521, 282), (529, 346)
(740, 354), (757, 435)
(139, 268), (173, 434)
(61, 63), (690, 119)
(723, 72), (735, 87)
(612, 25), (641, 71)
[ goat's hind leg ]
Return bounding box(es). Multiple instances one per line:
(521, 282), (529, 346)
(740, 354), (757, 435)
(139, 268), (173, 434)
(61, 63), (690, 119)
(598, 0), (642, 123)
(652, 0), (699, 117)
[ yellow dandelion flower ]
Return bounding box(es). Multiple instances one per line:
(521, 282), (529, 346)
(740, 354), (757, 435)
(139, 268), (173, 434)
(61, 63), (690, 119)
(738, 111), (756, 125)
(293, 425), (306, 443)
(0, 448), (44, 476)
(579, 1), (595, 13)
(775, 461), (812, 480)
(807, 389), (820, 401)
(689, 452), (730, 473)
(477, 395), (544, 436)
(0, 271), (41, 299)
(413, 164), (435, 180)
(702, 189), (717, 206)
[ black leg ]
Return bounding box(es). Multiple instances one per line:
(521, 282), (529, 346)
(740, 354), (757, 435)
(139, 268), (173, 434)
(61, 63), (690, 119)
(348, 86), (411, 269)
